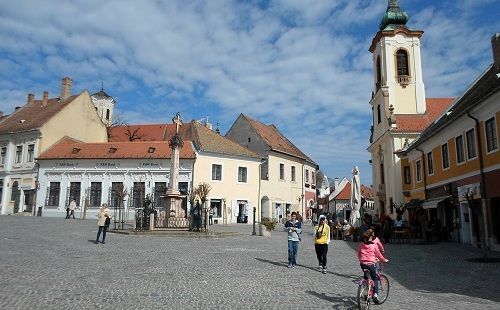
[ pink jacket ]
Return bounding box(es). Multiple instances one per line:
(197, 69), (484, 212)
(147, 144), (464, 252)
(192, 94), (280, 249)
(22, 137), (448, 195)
(357, 242), (387, 265)
(372, 237), (385, 254)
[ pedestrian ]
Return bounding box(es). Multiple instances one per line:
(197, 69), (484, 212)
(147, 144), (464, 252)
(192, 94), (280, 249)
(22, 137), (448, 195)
(314, 214), (330, 274)
(209, 207), (214, 225)
(284, 211), (302, 268)
(65, 204), (70, 219)
(95, 203), (111, 244)
(342, 219), (352, 240)
(193, 202), (201, 231)
(357, 231), (389, 304)
(69, 199), (77, 219)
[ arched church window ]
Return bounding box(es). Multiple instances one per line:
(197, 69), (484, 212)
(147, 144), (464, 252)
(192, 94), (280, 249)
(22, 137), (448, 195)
(377, 105), (381, 124)
(396, 49), (409, 76)
(376, 56), (382, 90)
(106, 109), (110, 120)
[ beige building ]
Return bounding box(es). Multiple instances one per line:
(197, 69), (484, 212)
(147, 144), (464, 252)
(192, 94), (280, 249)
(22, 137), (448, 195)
(183, 121), (262, 224)
(0, 77), (108, 215)
(226, 114), (317, 223)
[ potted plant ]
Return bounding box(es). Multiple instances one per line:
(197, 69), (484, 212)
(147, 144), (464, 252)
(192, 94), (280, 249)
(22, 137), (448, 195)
(259, 217), (275, 236)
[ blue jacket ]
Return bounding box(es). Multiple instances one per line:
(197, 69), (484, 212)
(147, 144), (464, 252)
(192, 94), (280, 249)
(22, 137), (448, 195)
(284, 220), (302, 241)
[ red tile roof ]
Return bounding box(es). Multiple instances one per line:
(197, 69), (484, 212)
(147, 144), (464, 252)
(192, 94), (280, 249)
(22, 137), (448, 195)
(393, 98), (454, 133)
(241, 114), (316, 164)
(335, 184), (351, 200)
(37, 136), (195, 159)
(0, 95), (78, 134)
(361, 185), (374, 199)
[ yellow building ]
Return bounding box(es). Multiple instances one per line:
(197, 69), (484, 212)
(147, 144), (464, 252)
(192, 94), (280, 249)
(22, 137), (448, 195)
(398, 33), (500, 249)
(0, 77), (108, 215)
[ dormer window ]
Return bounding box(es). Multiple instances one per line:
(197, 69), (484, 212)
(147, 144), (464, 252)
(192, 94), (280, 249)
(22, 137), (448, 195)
(109, 147), (117, 153)
(148, 147), (155, 153)
(72, 147), (81, 154)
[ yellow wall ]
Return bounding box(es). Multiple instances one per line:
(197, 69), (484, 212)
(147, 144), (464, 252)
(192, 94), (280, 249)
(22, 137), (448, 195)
(39, 91), (107, 152)
(192, 153), (260, 217)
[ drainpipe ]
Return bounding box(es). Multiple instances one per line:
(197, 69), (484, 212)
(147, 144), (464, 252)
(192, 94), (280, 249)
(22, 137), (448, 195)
(467, 111), (490, 253)
(415, 147), (427, 200)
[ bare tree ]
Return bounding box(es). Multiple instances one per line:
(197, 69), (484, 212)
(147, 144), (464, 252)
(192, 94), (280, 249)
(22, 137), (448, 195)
(113, 184), (128, 230)
(196, 182), (212, 231)
(106, 113), (127, 139)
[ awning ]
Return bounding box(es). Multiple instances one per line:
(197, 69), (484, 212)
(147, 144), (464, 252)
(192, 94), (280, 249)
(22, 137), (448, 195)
(422, 196), (452, 209)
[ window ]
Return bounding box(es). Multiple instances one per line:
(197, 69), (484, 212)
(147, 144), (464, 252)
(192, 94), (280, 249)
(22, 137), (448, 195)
(396, 49), (409, 76)
(442, 143), (449, 169)
(238, 167), (247, 183)
(485, 117), (498, 152)
(0, 147), (6, 165)
(132, 182), (145, 208)
(212, 164), (222, 181)
(456, 135), (465, 163)
(312, 171), (315, 185)
(291, 166), (296, 182)
(466, 129), (477, 159)
(376, 56), (382, 90)
(416, 160), (422, 182)
(305, 169), (309, 183)
(427, 152), (434, 175)
(403, 166), (411, 184)
(48, 182), (60, 206)
(279, 163), (284, 180)
(27, 144), (35, 162)
(90, 182), (102, 207)
(69, 182), (81, 206)
(106, 109), (110, 120)
(380, 163), (385, 184)
(15, 145), (22, 164)
(377, 105), (381, 124)
(153, 182), (166, 209)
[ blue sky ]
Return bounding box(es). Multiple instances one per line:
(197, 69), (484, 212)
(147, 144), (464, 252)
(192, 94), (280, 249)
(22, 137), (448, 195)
(1, 0), (499, 185)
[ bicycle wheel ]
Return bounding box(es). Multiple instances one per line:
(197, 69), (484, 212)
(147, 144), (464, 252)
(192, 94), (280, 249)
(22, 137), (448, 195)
(357, 282), (370, 310)
(377, 275), (390, 304)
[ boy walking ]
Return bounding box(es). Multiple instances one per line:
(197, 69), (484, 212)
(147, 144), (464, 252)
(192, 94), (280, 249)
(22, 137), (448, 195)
(284, 212), (302, 268)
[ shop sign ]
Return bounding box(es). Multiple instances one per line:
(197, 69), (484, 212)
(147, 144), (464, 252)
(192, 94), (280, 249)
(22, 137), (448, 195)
(457, 183), (481, 202)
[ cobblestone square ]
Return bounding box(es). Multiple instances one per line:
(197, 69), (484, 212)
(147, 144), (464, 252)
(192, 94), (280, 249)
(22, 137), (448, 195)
(1, 216), (499, 309)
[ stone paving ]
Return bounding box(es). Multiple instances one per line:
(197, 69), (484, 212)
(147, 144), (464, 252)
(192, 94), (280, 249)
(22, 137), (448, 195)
(1, 216), (499, 309)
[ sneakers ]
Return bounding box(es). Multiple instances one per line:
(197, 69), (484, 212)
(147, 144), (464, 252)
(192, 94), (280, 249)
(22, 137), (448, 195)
(373, 293), (380, 304)
(291, 264), (296, 268)
(288, 263), (293, 268)
(322, 267), (327, 274)
(318, 265), (323, 270)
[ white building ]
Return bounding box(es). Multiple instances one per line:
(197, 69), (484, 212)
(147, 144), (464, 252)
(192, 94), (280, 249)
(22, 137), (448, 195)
(36, 137), (195, 219)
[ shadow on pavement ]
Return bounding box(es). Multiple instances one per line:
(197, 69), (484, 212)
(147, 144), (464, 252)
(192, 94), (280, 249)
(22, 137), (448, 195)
(305, 290), (357, 309)
(345, 240), (500, 302)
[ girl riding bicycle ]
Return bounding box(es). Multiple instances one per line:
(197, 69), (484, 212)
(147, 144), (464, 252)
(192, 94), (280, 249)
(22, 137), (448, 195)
(357, 230), (389, 304)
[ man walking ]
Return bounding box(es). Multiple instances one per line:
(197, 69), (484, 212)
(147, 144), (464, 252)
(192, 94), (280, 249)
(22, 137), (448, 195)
(284, 211), (302, 268)
(69, 199), (77, 219)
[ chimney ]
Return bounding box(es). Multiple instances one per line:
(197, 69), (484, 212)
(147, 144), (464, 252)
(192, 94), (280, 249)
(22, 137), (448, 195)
(60, 77), (73, 101)
(205, 122), (213, 130)
(492, 33), (500, 66)
(27, 93), (35, 105)
(42, 91), (49, 107)
(334, 177), (339, 190)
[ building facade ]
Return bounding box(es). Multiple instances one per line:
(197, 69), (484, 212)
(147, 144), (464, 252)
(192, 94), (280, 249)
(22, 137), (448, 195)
(226, 114), (317, 223)
(0, 77), (108, 215)
(398, 34), (500, 250)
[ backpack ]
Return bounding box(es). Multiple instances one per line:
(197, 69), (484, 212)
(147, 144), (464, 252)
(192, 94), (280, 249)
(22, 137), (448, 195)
(104, 216), (111, 227)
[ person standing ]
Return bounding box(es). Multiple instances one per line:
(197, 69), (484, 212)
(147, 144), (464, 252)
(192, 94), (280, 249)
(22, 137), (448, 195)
(69, 199), (77, 219)
(95, 203), (111, 244)
(284, 212), (302, 268)
(314, 214), (330, 274)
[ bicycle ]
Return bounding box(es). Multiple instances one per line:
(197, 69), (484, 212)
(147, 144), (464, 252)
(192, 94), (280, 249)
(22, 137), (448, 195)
(356, 262), (390, 310)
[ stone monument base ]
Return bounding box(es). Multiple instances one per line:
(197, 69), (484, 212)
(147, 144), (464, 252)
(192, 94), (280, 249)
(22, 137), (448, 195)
(168, 217), (189, 228)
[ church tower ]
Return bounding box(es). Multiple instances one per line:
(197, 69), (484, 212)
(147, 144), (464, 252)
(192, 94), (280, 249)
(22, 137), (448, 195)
(368, 0), (427, 217)
(91, 84), (116, 126)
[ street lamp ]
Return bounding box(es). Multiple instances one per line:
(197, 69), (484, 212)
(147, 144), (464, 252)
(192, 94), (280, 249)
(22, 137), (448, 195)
(252, 207), (256, 235)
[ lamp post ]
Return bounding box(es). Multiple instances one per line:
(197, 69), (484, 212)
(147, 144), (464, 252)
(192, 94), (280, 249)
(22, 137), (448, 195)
(252, 207), (256, 235)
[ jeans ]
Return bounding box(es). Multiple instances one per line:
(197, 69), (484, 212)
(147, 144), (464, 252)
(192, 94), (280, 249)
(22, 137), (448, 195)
(69, 210), (75, 219)
(287, 240), (299, 265)
(360, 263), (379, 294)
(315, 243), (328, 267)
(96, 226), (107, 243)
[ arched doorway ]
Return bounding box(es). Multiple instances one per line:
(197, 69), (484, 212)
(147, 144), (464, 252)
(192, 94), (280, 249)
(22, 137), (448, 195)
(11, 181), (20, 214)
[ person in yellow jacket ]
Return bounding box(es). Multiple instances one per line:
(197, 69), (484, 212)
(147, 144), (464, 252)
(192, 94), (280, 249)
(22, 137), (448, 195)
(314, 214), (331, 274)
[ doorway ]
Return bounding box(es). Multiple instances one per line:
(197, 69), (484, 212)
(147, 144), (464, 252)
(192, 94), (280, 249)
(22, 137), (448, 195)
(11, 181), (20, 213)
(23, 189), (35, 213)
(237, 200), (248, 223)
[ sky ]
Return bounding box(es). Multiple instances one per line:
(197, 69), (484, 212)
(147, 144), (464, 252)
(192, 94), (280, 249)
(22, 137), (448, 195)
(0, 0), (499, 186)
